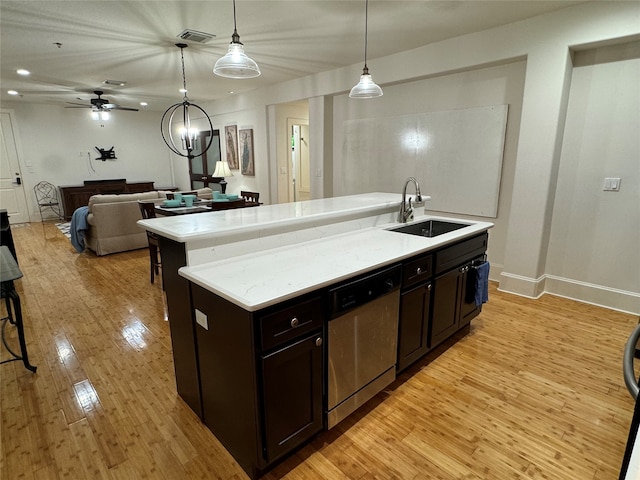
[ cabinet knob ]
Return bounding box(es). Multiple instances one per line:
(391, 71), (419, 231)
(290, 317), (299, 327)
(315, 337), (323, 347)
(416, 267), (422, 275)
(427, 284), (432, 291)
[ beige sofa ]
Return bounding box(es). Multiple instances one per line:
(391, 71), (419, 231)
(84, 188), (213, 256)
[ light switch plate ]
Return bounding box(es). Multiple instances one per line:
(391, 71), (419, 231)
(603, 177), (621, 191)
(195, 308), (208, 330)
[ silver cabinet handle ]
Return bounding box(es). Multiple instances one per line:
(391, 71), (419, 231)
(315, 337), (323, 347)
(427, 284), (432, 291)
(290, 317), (299, 327)
(416, 267), (422, 275)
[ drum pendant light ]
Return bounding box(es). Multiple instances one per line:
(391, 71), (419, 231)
(349, 0), (383, 98)
(214, 0), (261, 79)
(161, 44), (214, 160)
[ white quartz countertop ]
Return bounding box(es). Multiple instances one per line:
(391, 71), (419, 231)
(179, 215), (493, 311)
(138, 192), (402, 243)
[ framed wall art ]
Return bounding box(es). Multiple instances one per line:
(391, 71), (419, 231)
(224, 125), (239, 169)
(239, 128), (255, 176)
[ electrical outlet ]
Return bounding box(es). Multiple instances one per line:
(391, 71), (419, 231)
(603, 177), (621, 191)
(195, 309), (208, 330)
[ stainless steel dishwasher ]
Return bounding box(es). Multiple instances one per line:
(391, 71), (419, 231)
(326, 264), (402, 429)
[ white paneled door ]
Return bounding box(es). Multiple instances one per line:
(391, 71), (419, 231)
(0, 111), (29, 223)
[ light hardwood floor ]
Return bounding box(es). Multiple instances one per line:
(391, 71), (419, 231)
(1, 221), (637, 479)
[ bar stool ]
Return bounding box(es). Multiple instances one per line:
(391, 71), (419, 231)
(0, 246), (36, 372)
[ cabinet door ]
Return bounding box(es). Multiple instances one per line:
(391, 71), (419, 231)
(459, 265), (482, 327)
(261, 331), (323, 463)
(431, 268), (462, 348)
(398, 283), (431, 372)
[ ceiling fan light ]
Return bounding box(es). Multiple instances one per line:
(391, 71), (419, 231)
(101, 111), (110, 121)
(91, 111), (99, 120)
(214, 41), (260, 78)
(349, 70), (383, 98)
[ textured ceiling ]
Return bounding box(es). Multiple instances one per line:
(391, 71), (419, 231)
(0, 0), (583, 112)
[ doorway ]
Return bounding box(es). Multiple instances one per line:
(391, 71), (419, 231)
(288, 119), (310, 202)
(0, 111), (29, 223)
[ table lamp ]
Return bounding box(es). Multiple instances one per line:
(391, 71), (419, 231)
(212, 161), (233, 194)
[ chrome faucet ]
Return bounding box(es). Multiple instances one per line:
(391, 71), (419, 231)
(398, 177), (423, 223)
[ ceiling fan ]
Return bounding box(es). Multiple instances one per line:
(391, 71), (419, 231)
(65, 90), (138, 112)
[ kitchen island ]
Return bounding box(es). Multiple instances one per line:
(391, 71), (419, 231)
(138, 193), (493, 479)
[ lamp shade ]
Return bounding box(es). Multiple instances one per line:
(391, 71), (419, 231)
(214, 42), (261, 79)
(213, 161), (233, 178)
(349, 70), (383, 99)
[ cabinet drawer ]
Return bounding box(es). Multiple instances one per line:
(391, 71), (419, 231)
(402, 254), (433, 289)
(260, 296), (323, 351)
(435, 233), (488, 275)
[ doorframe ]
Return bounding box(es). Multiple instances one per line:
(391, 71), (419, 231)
(0, 109), (31, 223)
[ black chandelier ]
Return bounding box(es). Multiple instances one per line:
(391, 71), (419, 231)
(161, 43), (214, 159)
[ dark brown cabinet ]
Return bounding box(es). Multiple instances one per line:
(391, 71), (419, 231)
(398, 281), (432, 371)
(261, 332), (323, 462)
(431, 266), (465, 347)
(190, 285), (324, 479)
(59, 180), (155, 219)
(397, 252), (433, 372)
(431, 233), (487, 348)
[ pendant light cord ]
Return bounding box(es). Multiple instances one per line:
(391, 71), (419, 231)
(231, 0), (240, 42)
(233, 0), (238, 32)
(363, 0), (369, 70)
(179, 45), (189, 101)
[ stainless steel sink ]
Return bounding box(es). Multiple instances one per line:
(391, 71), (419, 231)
(389, 219), (469, 238)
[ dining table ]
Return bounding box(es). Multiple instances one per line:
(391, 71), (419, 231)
(155, 198), (255, 216)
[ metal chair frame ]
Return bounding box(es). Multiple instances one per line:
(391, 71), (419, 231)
(33, 181), (63, 221)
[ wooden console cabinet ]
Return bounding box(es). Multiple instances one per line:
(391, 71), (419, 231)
(59, 180), (155, 220)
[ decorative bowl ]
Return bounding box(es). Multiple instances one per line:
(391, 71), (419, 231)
(183, 194), (197, 207)
(163, 199), (181, 207)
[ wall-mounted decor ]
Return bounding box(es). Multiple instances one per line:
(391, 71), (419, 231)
(225, 125), (239, 169)
(95, 146), (117, 161)
(239, 129), (255, 176)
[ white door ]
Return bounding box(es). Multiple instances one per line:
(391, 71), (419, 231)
(0, 111), (29, 223)
(297, 125), (311, 201)
(288, 120), (310, 202)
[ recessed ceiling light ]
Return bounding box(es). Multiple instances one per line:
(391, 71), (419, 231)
(140, 102), (148, 106)
(16, 69), (30, 76)
(8, 90), (19, 95)
(103, 79), (126, 86)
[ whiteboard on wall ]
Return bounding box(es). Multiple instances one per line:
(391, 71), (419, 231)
(341, 105), (508, 218)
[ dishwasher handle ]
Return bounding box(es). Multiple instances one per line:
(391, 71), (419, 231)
(328, 264), (401, 318)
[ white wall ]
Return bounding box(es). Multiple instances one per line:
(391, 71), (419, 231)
(545, 47), (640, 313)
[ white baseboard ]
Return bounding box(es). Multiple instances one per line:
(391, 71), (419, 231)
(544, 275), (639, 315)
(498, 271), (546, 299)
(498, 271), (640, 315)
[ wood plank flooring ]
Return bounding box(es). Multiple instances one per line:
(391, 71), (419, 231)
(1, 221), (637, 479)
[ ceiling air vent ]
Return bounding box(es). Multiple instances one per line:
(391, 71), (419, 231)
(177, 29), (216, 44)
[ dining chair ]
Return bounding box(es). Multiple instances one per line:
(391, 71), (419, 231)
(137, 201), (161, 284)
(240, 191), (260, 205)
